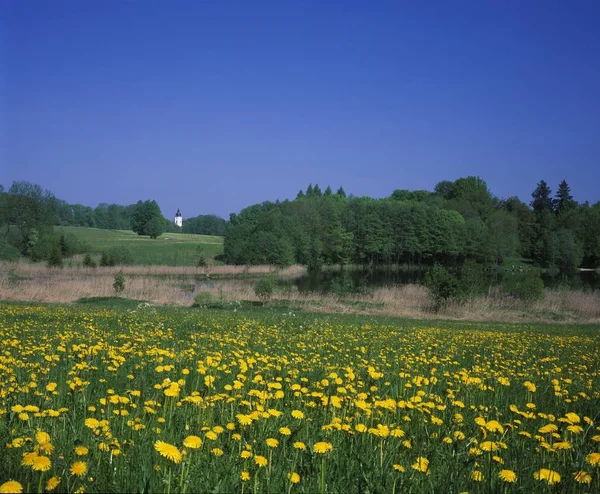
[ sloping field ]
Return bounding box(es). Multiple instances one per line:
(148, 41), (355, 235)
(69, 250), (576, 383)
(57, 226), (224, 266)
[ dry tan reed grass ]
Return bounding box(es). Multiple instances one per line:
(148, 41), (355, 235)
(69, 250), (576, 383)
(1, 261), (598, 323)
(1, 260), (306, 278)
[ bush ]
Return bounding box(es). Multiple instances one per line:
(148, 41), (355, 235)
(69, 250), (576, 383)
(113, 271), (125, 293)
(0, 237), (20, 261)
(255, 273), (277, 303)
(100, 246), (134, 266)
(458, 260), (488, 298)
(47, 244), (63, 268)
(83, 253), (97, 268)
(197, 254), (208, 267)
(424, 264), (459, 311)
(501, 271), (545, 301)
(192, 291), (217, 307)
(107, 246), (134, 265)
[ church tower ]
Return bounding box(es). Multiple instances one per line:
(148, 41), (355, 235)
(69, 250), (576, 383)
(174, 208), (183, 227)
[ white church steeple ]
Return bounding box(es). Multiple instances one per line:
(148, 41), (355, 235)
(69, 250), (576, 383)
(174, 208), (183, 227)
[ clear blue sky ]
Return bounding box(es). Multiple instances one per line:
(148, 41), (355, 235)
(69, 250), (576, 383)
(1, 1), (599, 220)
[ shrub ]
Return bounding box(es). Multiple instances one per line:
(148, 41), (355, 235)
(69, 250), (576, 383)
(0, 238), (20, 261)
(197, 254), (208, 267)
(255, 273), (277, 303)
(83, 253), (97, 268)
(107, 246), (134, 265)
(192, 291), (217, 307)
(113, 271), (125, 293)
(458, 260), (488, 298)
(424, 264), (459, 311)
(47, 244), (63, 268)
(501, 271), (545, 301)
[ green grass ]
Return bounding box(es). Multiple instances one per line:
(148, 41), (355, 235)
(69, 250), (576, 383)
(58, 226), (224, 266)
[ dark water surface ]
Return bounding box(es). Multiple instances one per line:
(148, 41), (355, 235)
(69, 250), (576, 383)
(278, 267), (600, 293)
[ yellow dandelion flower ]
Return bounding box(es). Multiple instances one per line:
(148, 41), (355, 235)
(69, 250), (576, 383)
(266, 438), (279, 448)
(35, 431), (51, 444)
(411, 457), (429, 474)
(288, 472), (300, 484)
(205, 431), (218, 441)
(75, 446), (89, 456)
(0, 481), (23, 494)
(355, 424), (367, 433)
(485, 420), (504, 434)
(211, 448), (224, 456)
(154, 440), (182, 464)
(240, 450), (252, 459)
(586, 452), (600, 466)
(241, 471), (250, 481)
(45, 476), (61, 492)
(393, 464), (405, 472)
(279, 427), (291, 436)
(31, 455), (51, 472)
(499, 470), (516, 483)
(574, 471), (591, 484)
(471, 470), (483, 482)
(254, 455), (268, 467)
(183, 436), (202, 449)
(291, 410), (304, 419)
(70, 461), (88, 477)
(21, 452), (38, 466)
(293, 441), (307, 451)
(313, 442), (333, 454)
(533, 469), (561, 485)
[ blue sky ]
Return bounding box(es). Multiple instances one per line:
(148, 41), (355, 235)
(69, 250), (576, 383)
(1, 1), (599, 219)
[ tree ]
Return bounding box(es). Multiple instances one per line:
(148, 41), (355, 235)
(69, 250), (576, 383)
(144, 216), (165, 239)
(324, 185), (333, 196)
(553, 180), (576, 214)
(296, 189), (305, 199)
(434, 180), (453, 199)
(336, 187), (346, 198)
(131, 200), (163, 237)
(530, 180), (553, 215)
(548, 229), (583, 272)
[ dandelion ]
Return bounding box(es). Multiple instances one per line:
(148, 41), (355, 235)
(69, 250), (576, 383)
(293, 441), (307, 451)
(21, 452), (38, 466)
(0, 481), (23, 494)
(254, 455), (268, 467)
(279, 427), (291, 436)
(393, 464), (405, 472)
(411, 457), (429, 474)
(241, 471), (250, 481)
(574, 471), (592, 484)
(313, 442), (333, 454)
(75, 446), (89, 456)
(70, 461), (88, 477)
(291, 410), (304, 419)
(45, 477), (61, 491)
(154, 440), (182, 464)
(211, 448), (224, 456)
(266, 438), (279, 448)
(288, 472), (300, 484)
(471, 470), (483, 482)
(533, 469), (561, 485)
(31, 455), (51, 472)
(35, 431), (51, 444)
(586, 452), (600, 467)
(499, 470), (516, 483)
(183, 435), (202, 449)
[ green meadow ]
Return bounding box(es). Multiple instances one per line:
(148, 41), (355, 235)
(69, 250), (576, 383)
(57, 226), (224, 266)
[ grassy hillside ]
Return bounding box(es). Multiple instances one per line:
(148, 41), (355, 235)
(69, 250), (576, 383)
(57, 226), (223, 266)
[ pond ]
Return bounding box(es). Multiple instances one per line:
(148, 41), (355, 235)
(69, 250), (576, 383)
(277, 267), (600, 293)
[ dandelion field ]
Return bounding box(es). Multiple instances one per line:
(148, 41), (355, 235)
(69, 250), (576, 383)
(0, 304), (599, 493)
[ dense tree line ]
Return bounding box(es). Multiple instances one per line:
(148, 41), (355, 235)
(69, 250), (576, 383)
(182, 215), (227, 236)
(224, 178), (600, 271)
